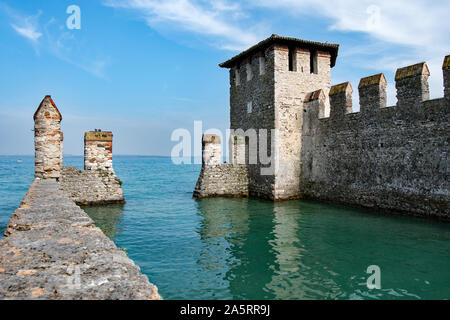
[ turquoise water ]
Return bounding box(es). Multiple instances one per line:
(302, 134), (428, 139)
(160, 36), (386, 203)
(1, 155), (449, 300)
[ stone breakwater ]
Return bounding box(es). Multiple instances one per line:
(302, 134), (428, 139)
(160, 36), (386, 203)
(0, 180), (161, 300)
(60, 167), (125, 206)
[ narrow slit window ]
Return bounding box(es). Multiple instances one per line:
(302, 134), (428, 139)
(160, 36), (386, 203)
(247, 101), (253, 114)
(288, 47), (296, 71)
(310, 50), (318, 74)
(246, 63), (253, 81)
(259, 56), (265, 75)
(235, 68), (240, 86)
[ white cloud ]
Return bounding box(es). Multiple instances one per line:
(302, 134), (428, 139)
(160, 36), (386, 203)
(11, 23), (42, 42)
(254, 0), (450, 51)
(254, 0), (449, 101)
(1, 4), (43, 43)
(103, 0), (263, 51)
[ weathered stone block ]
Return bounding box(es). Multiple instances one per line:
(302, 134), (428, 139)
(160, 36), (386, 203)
(358, 73), (387, 113)
(395, 62), (430, 107)
(330, 82), (353, 118)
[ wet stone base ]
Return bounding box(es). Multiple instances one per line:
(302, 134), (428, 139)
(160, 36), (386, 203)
(0, 180), (161, 300)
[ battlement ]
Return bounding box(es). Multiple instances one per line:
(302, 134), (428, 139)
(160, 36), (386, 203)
(305, 56), (448, 123)
(444, 55), (450, 101)
(329, 82), (353, 118)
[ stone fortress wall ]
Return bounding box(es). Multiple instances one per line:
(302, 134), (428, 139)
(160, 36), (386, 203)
(301, 61), (449, 219)
(194, 34), (449, 219)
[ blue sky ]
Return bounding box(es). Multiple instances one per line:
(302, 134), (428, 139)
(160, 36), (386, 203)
(0, 0), (449, 156)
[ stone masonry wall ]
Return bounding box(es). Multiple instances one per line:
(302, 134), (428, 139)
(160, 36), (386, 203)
(273, 45), (332, 200)
(194, 134), (248, 198)
(34, 96), (63, 180)
(0, 180), (160, 300)
(60, 167), (125, 206)
(194, 164), (248, 199)
(301, 60), (449, 219)
(84, 131), (114, 172)
(230, 47), (276, 199)
(228, 44), (333, 200)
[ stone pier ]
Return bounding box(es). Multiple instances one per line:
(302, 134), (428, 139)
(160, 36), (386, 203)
(0, 180), (161, 300)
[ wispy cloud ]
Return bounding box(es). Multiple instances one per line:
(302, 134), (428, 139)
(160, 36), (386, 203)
(103, 0), (263, 51)
(1, 3), (110, 79)
(0, 4), (43, 43)
(254, 0), (449, 101)
(11, 23), (42, 42)
(254, 0), (450, 51)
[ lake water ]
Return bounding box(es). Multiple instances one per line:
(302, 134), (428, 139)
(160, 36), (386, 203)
(0, 155), (449, 300)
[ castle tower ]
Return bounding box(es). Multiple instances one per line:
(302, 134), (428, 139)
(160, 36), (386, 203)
(33, 95), (63, 180)
(84, 130), (114, 172)
(219, 34), (339, 199)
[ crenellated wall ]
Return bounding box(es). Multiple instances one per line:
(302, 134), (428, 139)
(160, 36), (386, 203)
(196, 34), (449, 218)
(301, 58), (450, 218)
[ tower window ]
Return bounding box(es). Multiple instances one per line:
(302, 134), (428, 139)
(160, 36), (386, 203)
(310, 50), (318, 74)
(288, 47), (297, 71)
(235, 68), (240, 86)
(247, 101), (253, 114)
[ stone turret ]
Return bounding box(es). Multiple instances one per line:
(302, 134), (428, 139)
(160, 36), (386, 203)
(219, 34), (339, 200)
(33, 95), (63, 180)
(84, 130), (114, 172)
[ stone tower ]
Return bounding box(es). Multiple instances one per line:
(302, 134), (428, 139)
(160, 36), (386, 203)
(33, 95), (63, 180)
(84, 130), (114, 172)
(219, 34), (339, 200)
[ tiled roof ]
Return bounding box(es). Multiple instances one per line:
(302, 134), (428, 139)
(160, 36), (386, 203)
(219, 34), (339, 68)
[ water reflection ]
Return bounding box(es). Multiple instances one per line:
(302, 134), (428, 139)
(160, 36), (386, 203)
(196, 198), (280, 299)
(195, 199), (383, 300)
(82, 205), (125, 240)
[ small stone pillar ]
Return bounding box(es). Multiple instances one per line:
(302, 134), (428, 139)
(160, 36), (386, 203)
(230, 135), (246, 165)
(202, 134), (221, 166)
(329, 82), (353, 118)
(443, 55), (450, 101)
(358, 73), (387, 113)
(395, 62), (430, 107)
(84, 130), (114, 172)
(33, 95), (63, 180)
